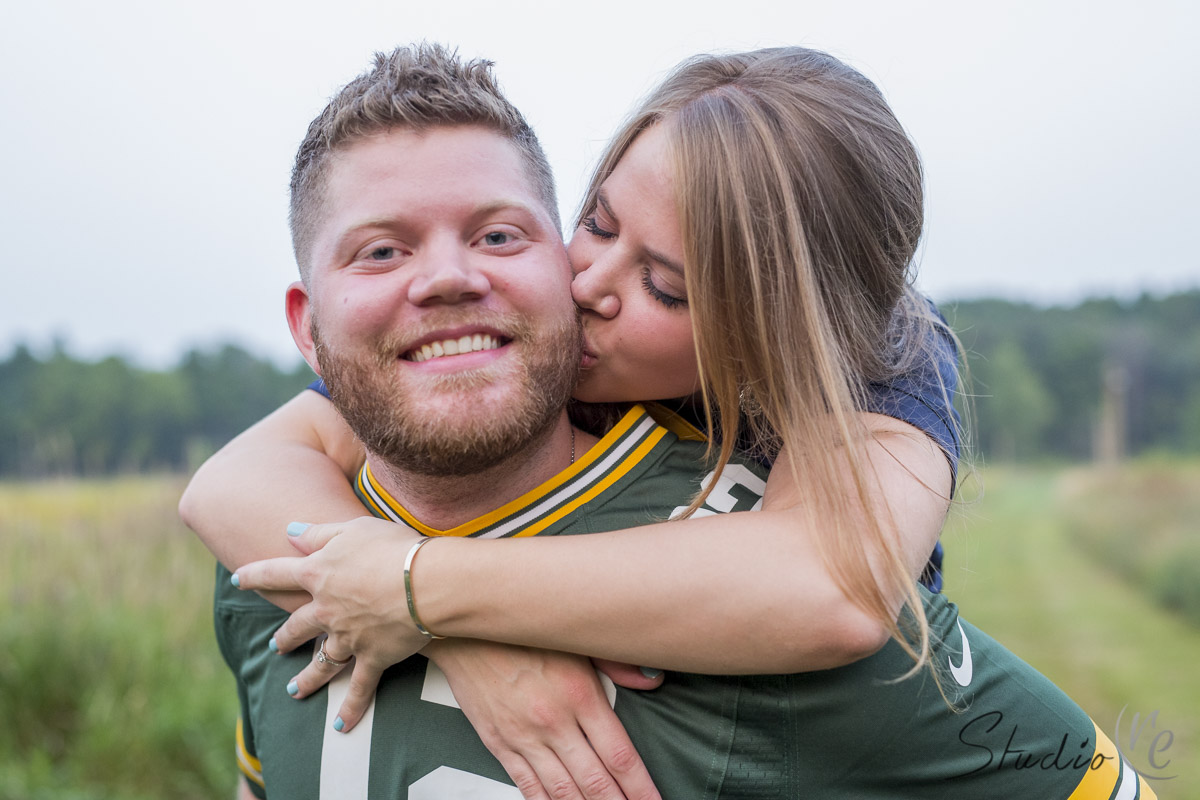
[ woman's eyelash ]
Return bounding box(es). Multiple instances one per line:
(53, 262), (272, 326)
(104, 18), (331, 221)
(641, 268), (687, 309)
(581, 216), (616, 240)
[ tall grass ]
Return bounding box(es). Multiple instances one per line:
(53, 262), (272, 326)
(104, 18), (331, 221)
(943, 464), (1200, 796)
(1059, 461), (1200, 626)
(0, 477), (235, 800)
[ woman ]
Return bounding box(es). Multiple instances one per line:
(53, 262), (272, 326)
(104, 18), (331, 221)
(186, 46), (960, 798)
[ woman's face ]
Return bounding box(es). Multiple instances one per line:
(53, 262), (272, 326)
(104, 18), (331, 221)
(568, 125), (701, 403)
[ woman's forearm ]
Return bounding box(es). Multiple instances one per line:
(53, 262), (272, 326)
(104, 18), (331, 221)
(414, 417), (951, 673)
(234, 413), (950, 671)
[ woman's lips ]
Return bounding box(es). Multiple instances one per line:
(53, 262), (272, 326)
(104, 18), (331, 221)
(580, 335), (599, 369)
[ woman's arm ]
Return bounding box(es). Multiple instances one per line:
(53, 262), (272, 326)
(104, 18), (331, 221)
(242, 412), (951, 675)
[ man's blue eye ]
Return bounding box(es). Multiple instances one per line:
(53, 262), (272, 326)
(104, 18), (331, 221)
(369, 247), (395, 260)
(484, 232), (511, 246)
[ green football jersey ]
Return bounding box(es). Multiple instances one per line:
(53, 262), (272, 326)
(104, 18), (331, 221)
(214, 404), (1154, 799)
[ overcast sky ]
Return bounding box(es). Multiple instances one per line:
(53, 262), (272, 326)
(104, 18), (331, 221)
(2, 0), (1197, 366)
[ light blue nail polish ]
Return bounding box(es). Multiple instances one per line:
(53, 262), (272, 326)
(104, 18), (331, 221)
(333, 716), (345, 732)
(287, 680), (299, 696)
(230, 573), (240, 588)
(287, 522), (310, 537)
(268, 637), (278, 653)
(639, 667), (663, 680)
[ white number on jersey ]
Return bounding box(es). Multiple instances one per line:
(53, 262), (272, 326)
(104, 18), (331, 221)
(670, 463), (765, 519)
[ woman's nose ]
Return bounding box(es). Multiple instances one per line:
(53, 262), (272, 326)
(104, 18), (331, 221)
(571, 256), (620, 319)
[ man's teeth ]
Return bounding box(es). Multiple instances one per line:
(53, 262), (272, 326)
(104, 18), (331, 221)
(408, 334), (501, 363)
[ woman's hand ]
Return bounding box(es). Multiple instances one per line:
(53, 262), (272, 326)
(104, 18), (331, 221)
(426, 639), (661, 800)
(232, 518), (431, 717)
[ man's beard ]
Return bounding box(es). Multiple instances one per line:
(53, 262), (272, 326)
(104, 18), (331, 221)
(312, 310), (582, 477)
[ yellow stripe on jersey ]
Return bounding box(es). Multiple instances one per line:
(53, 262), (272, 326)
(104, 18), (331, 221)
(359, 405), (667, 538)
(236, 716), (265, 788)
(1066, 720), (1156, 799)
(644, 401), (707, 442)
(509, 426), (668, 537)
(355, 468), (392, 521)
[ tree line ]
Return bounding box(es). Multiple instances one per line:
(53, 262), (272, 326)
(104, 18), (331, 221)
(1, 290), (1197, 477)
(946, 290), (1200, 462)
(0, 343), (315, 477)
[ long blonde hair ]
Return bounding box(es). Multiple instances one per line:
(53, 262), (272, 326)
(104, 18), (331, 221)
(578, 47), (960, 673)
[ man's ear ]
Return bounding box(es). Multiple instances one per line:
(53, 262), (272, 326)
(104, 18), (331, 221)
(285, 281), (321, 376)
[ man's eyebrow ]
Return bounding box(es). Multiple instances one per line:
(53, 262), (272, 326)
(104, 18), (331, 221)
(331, 199), (546, 253)
(471, 199), (543, 223)
(598, 191), (684, 277)
(333, 220), (394, 254)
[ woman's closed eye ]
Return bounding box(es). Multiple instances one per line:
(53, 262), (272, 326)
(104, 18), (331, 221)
(642, 267), (687, 309)
(581, 216), (616, 240)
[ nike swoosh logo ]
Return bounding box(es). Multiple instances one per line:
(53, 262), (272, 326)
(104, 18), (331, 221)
(949, 620), (973, 687)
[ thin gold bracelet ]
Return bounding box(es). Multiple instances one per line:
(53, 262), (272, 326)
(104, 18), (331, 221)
(403, 537), (445, 640)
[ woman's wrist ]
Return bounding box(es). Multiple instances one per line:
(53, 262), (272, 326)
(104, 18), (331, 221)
(404, 537), (446, 639)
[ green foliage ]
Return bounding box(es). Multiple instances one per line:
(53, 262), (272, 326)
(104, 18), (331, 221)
(0, 478), (237, 800)
(948, 289), (1200, 461)
(976, 340), (1055, 460)
(0, 343), (314, 477)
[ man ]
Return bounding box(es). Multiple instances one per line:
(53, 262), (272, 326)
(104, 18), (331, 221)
(214, 44), (1153, 800)
(214, 42), (765, 799)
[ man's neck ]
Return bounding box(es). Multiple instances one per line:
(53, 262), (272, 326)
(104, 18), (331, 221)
(365, 414), (589, 530)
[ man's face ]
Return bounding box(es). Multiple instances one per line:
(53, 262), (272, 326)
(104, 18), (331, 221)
(287, 125), (580, 476)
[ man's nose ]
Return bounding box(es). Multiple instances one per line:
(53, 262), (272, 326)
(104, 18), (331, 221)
(407, 243), (491, 306)
(570, 254), (620, 319)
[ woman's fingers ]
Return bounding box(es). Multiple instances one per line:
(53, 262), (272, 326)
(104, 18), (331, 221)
(590, 659), (664, 691)
(284, 519), (347, 555)
(266, 603), (326, 654)
(286, 637), (353, 699)
(231, 555), (309, 594)
(331, 661), (387, 733)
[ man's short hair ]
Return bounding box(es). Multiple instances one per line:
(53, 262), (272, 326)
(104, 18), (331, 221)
(289, 42), (560, 281)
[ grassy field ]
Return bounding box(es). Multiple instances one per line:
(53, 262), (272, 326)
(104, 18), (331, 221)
(943, 464), (1199, 796)
(0, 476), (236, 800)
(1, 466), (1196, 797)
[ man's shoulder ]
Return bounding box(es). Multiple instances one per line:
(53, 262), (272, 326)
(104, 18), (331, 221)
(575, 411), (766, 532)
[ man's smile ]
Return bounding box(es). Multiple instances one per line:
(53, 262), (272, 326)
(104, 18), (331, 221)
(404, 332), (508, 363)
